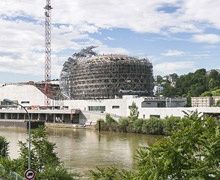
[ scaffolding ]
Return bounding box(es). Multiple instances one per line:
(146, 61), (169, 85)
(60, 47), (153, 100)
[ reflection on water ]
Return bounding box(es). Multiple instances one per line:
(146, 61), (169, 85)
(0, 127), (161, 175)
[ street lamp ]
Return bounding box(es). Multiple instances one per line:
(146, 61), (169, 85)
(3, 99), (31, 170)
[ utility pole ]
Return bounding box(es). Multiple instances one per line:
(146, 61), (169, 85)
(44, 0), (52, 106)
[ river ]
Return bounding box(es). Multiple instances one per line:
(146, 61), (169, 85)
(0, 127), (161, 177)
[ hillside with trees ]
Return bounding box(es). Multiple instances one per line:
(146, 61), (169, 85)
(155, 69), (220, 106)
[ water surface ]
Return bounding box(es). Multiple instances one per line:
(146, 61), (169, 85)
(0, 127), (161, 175)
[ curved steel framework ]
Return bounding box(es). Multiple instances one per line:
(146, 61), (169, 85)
(60, 47), (153, 99)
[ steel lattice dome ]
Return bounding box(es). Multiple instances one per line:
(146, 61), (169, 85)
(60, 47), (153, 99)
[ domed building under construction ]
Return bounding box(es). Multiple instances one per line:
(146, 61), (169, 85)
(60, 47), (154, 100)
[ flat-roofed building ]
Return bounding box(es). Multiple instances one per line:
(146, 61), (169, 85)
(191, 97), (213, 107)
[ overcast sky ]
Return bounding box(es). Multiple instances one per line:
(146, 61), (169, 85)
(0, 0), (219, 82)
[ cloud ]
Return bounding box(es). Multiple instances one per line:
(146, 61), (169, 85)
(161, 49), (185, 56)
(105, 36), (115, 41)
(192, 34), (220, 44)
(154, 61), (195, 75)
(0, 0), (220, 80)
(1, 0), (219, 34)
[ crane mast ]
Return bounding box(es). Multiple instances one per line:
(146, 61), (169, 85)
(44, 0), (52, 106)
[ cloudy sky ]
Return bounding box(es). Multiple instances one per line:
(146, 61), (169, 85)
(0, 0), (219, 82)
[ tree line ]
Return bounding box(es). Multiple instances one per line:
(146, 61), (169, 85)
(156, 69), (220, 106)
(96, 102), (185, 135)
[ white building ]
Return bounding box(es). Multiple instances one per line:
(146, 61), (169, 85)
(153, 85), (164, 95)
(0, 84), (220, 123)
(191, 96), (220, 107)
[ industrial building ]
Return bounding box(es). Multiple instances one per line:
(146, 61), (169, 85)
(0, 83), (220, 123)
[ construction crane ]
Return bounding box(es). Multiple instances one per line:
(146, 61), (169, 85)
(44, 0), (52, 106)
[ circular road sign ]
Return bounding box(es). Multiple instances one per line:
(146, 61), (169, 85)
(24, 169), (36, 180)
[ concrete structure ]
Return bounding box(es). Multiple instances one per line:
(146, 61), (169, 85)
(0, 84), (63, 107)
(0, 109), (80, 124)
(0, 83), (220, 125)
(63, 95), (187, 119)
(60, 47), (153, 99)
(191, 97), (213, 107)
(192, 96), (220, 107)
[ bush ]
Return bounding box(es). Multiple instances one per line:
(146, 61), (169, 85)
(118, 117), (129, 132)
(163, 116), (182, 135)
(90, 167), (134, 180)
(90, 113), (220, 179)
(105, 114), (116, 124)
(95, 119), (109, 131)
(131, 119), (144, 133)
(0, 136), (9, 157)
(142, 118), (164, 135)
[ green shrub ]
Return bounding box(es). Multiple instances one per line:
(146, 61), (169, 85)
(118, 118), (129, 132)
(0, 136), (9, 157)
(132, 119), (144, 133)
(91, 113), (220, 179)
(105, 114), (116, 124)
(163, 116), (182, 135)
(142, 118), (164, 135)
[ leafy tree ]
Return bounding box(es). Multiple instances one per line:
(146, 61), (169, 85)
(118, 117), (129, 132)
(163, 116), (182, 135)
(0, 136), (9, 157)
(90, 167), (133, 180)
(209, 69), (219, 78)
(159, 68), (220, 102)
(155, 75), (163, 84)
(136, 112), (220, 179)
(129, 102), (139, 121)
(15, 127), (76, 179)
(105, 114), (116, 124)
(142, 118), (164, 135)
(90, 113), (220, 179)
(201, 91), (213, 97)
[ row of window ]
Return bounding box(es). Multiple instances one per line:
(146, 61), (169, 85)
(88, 105), (120, 112)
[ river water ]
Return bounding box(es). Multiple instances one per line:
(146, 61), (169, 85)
(0, 127), (160, 176)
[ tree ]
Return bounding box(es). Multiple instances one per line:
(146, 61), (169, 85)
(129, 102), (139, 121)
(0, 137), (9, 157)
(135, 112), (220, 179)
(90, 112), (220, 179)
(15, 127), (76, 179)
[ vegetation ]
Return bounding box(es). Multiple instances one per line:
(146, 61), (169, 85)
(155, 69), (220, 106)
(96, 108), (182, 136)
(91, 112), (220, 179)
(97, 114), (183, 135)
(0, 127), (78, 179)
(0, 137), (9, 157)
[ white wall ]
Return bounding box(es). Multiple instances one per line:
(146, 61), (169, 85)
(0, 85), (49, 106)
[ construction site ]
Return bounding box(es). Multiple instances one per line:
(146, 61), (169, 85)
(60, 47), (154, 100)
(1, 0), (219, 125)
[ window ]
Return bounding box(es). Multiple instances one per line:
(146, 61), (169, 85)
(21, 101), (30, 104)
(112, 106), (120, 109)
(150, 115), (160, 118)
(88, 106), (105, 112)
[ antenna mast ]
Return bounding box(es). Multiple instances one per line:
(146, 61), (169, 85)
(44, 0), (52, 106)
